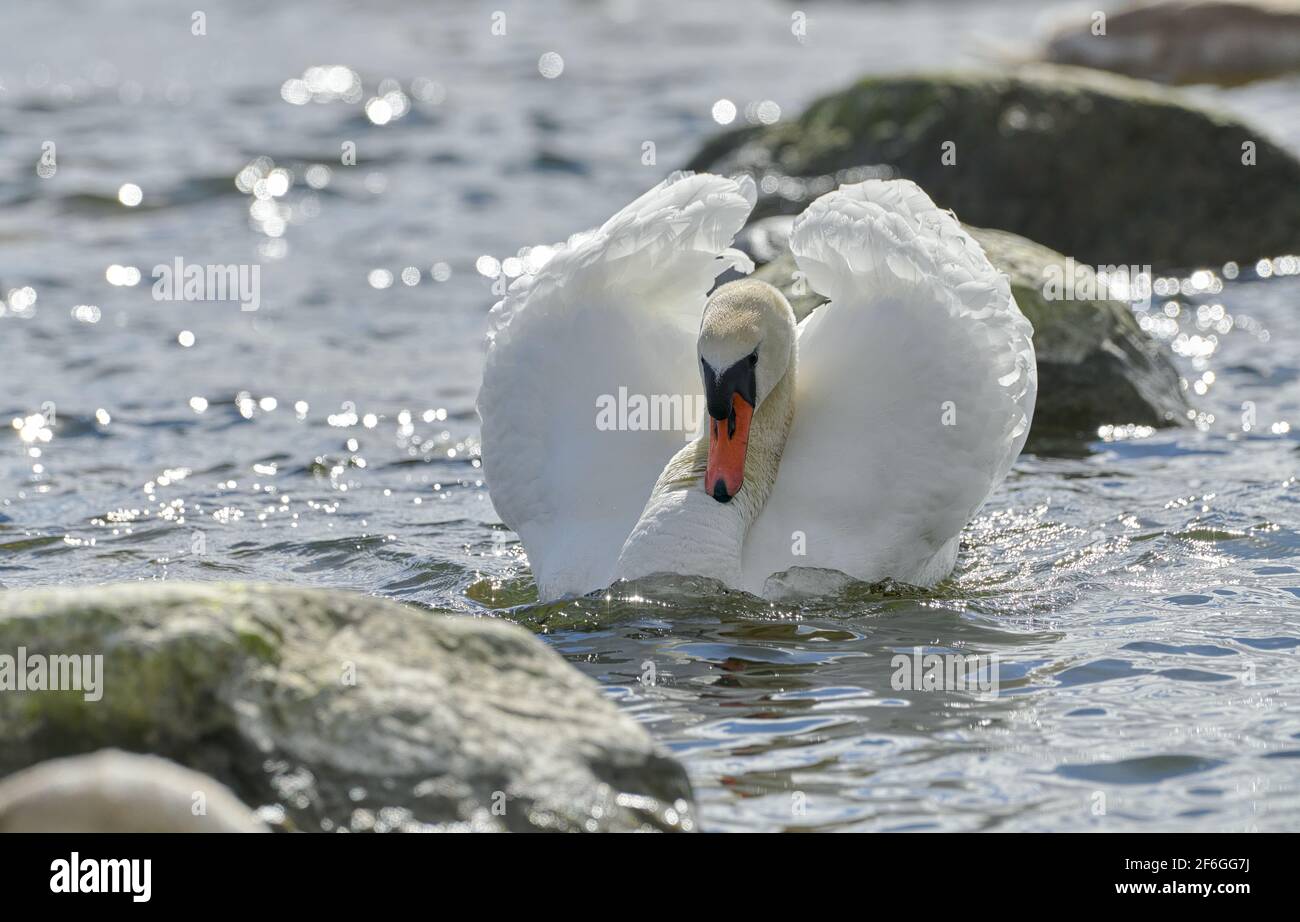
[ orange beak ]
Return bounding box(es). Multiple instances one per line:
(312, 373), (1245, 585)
(705, 393), (753, 503)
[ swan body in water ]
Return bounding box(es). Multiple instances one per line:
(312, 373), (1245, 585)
(478, 172), (1036, 601)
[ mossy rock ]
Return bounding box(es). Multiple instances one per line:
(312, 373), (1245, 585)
(0, 582), (695, 832)
(689, 66), (1300, 268)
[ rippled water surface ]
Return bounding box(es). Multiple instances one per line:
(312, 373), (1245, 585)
(3, 0), (1300, 831)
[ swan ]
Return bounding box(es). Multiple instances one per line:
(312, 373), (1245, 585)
(478, 172), (1036, 601)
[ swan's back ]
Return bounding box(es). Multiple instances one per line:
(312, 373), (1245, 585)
(740, 180), (1036, 594)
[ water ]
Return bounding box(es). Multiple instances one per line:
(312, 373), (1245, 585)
(3, 0), (1300, 831)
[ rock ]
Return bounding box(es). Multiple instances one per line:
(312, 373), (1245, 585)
(750, 226), (1189, 443)
(0, 750), (267, 832)
(0, 583), (694, 832)
(687, 66), (1300, 268)
(1042, 1), (1300, 87)
(968, 226), (1191, 441)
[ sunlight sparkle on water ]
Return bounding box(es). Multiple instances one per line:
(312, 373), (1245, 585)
(538, 52), (564, 79)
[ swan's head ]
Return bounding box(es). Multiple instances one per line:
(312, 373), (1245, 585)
(697, 279), (796, 503)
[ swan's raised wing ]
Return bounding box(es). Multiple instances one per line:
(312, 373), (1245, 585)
(740, 180), (1036, 594)
(478, 172), (756, 600)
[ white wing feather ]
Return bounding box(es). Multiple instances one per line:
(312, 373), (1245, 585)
(478, 172), (756, 599)
(740, 180), (1036, 594)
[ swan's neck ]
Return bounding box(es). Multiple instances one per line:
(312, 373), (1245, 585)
(614, 354), (796, 588)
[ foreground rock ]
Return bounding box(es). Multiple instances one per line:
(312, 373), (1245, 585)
(750, 223), (1189, 443)
(0, 750), (266, 832)
(0, 583), (694, 832)
(1042, 1), (1300, 87)
(688, 66), (1300, 268)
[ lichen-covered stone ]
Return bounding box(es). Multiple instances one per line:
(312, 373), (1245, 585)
(688, 66), (1300, 268)
(0, 583), (695, 832)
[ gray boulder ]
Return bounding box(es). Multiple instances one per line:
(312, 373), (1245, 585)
(0, 749), (267, 832)
(750, 225), (1189, 444)
(0, 583), (694, 832)
(687, 66), (1300, 268)
(1042, 1), (1300, 87)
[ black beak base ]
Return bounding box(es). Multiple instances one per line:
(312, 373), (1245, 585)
(701, 350), (758, 425)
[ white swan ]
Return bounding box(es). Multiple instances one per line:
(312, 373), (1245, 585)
(478, 172), (1036, 601)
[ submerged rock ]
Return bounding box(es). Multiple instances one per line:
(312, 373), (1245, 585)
(0, 583), (694, 832)
(0, 750), (266, 832)
(688, 66), (1300, 268)
(750, 224), (1189, 444)
(1042, 1), (1300, 87)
